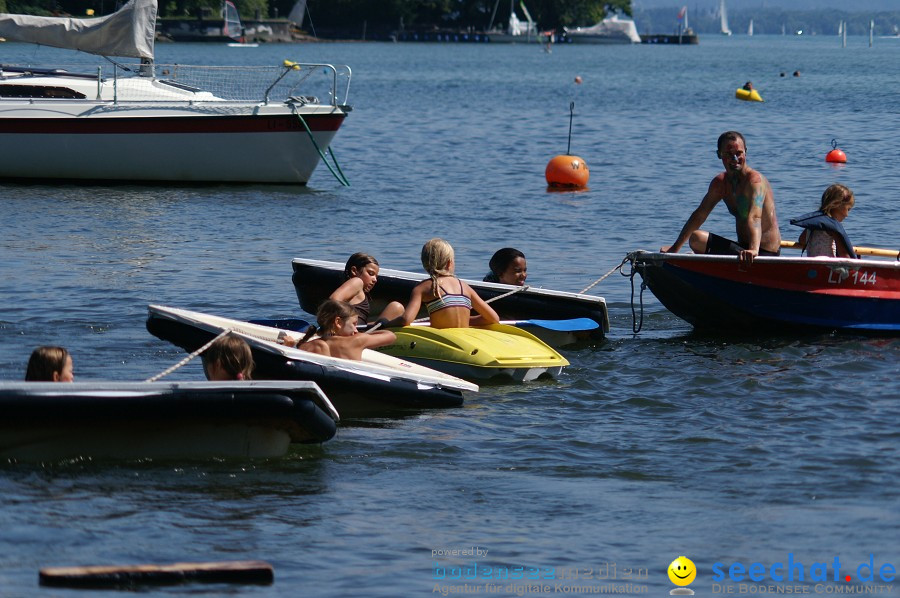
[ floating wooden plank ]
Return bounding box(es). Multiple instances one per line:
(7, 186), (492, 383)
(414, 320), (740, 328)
(39, 560), (274, 588)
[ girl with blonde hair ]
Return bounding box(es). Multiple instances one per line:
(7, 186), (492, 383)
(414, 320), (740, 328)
(792, 184), (857, 258)
(393, 238), (499, 329)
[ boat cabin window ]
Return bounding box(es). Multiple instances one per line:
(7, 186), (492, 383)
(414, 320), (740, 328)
(0, 85), (86, 99)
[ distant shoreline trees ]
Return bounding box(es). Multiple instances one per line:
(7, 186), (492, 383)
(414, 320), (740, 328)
(3, 0), (632, 30)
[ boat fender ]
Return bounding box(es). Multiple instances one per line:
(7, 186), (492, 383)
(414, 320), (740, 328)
(789, 210), (858, 259)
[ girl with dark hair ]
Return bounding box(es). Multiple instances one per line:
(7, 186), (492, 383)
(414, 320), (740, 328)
(483, 248), (527, 286)
(25, 346), (74, 382)
(329, 252), (404, 324)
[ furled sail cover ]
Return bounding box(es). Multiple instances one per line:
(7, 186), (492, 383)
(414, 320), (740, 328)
(0, 0), (157, 60)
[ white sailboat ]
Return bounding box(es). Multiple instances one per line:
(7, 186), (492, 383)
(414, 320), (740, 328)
(719, 0), (732, 36)
(748, 19), (753, 36)
(485, 0), (537, 42)
(837, 21), (843, 36)
(224, 0), (258, 47)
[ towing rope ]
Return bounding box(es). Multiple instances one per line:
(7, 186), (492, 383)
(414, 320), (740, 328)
(291, 106), (350, 187)
(145, 329), (232, 382)
(580, 256), (631, 294)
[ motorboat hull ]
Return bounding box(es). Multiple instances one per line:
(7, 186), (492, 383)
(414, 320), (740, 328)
(290, 258), (610, 335)
(0, 381), (338, 461)
(378, 324), (569, 382)
(632, 251), (900, 333)
(146, 305), (478, 418)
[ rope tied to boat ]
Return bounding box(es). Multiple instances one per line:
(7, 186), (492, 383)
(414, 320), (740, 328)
(620, 251), (647, 334)
(145, 329), (233, 382)
(289, 103), (350, 187)
(579, 257), (631, 294)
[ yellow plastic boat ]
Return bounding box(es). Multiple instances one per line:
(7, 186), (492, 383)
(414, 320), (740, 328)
(377, 324), (569, 382)
(735, 88), (764, 102)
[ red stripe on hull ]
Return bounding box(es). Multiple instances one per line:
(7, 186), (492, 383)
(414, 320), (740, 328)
(0, 113), (345, 135)
(671, 258), (900, 294)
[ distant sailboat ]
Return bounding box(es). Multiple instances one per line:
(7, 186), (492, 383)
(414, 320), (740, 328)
(748, 19), (753, 36)
(719, 0), (732, 36)
(224, 0), (258, 47)
(837, 21), (843, 36)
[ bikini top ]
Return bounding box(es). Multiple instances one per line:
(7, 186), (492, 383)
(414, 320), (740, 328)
(790, 210), (857, 259)
(425, 278), (473, 315)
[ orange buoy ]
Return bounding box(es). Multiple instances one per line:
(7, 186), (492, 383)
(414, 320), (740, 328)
(825, 139), (847, 163)
(545, 154), (589, 188)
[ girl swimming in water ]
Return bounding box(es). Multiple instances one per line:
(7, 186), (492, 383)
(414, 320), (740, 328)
(483, 247), (527, 286)
(202, 333), (254, 381)
(25, 346), (74, 382)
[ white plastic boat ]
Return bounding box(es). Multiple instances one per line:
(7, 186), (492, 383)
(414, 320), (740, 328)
(147, 305), (478, 417)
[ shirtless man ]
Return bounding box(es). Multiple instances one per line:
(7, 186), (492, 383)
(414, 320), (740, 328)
(662, 131), (781, 266)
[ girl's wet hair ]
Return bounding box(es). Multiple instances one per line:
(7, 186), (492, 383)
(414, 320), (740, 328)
(344, 252), (378, 279)
(203, 333), (254, 381)
(819, 183), (854, 216)
(488, 248), (525, 280)
(316, 299), (358, 334)
(25, 346), (69, 381)
(421, 238), (454, 297)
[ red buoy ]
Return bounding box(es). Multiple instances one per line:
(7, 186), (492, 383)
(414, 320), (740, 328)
(826, 149), (846, 163)
(545, 155), (589, 188)
(825, 139), (847, 163)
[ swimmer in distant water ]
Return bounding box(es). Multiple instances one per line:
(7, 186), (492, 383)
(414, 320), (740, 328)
(742, 81), (753, 91)
(483, 248), (527, 286)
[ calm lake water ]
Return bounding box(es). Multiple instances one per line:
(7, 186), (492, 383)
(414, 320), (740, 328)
(1, 36), (898, 597)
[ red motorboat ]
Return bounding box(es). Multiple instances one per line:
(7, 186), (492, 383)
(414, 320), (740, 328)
(629, 251), (900, 333)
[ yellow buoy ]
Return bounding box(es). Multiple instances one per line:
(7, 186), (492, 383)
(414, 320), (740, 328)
(545, 155), (589, 188)
(735, 88), (764, 102)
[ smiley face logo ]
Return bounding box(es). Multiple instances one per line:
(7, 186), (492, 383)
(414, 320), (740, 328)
(668, 556), (697, 586)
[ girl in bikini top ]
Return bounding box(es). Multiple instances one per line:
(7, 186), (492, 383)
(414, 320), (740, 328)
(425, 277), (472, 314)
(393, 238), (500, 330)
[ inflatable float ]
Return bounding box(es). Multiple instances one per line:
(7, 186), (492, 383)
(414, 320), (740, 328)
(736, 88), (764, 102)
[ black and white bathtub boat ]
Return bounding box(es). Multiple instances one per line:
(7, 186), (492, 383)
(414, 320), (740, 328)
(147, 305), (478, 417)
(290, 258), (610, 339)
(0, 380), (338, 461)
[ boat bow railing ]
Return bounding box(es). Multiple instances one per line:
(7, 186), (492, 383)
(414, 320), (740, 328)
(2, 60), (352, 107)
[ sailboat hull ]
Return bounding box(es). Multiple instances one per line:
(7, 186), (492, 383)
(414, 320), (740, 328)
(0, 101), (344, 184)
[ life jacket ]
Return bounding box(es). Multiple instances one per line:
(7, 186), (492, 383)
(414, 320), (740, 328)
(790, 210), (858, 259)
